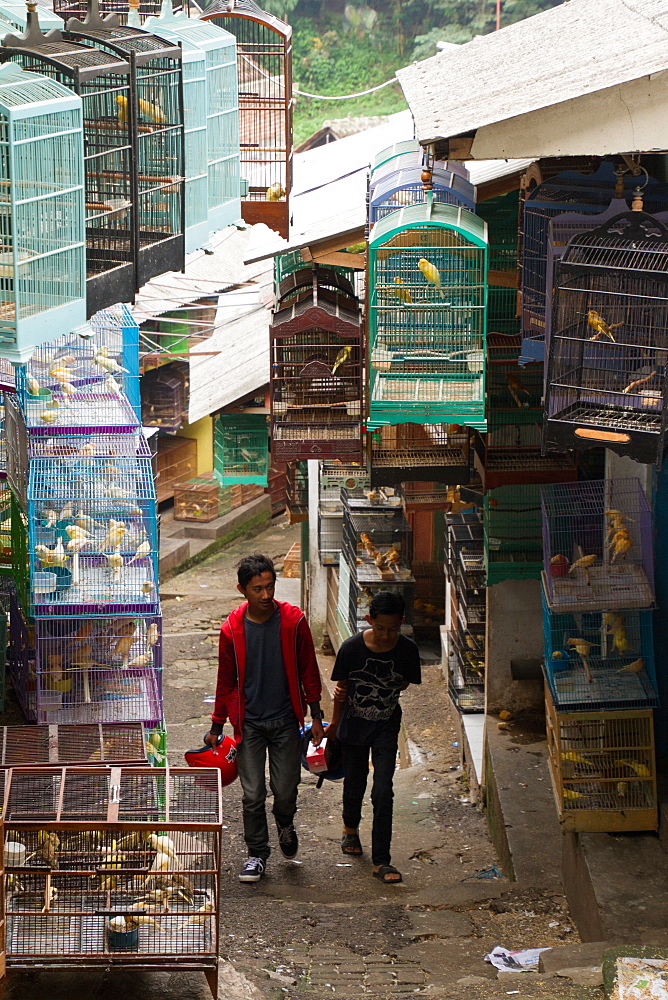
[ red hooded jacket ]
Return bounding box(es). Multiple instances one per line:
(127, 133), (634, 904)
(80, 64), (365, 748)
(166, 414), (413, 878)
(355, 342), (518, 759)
(212, 600), (321, 742)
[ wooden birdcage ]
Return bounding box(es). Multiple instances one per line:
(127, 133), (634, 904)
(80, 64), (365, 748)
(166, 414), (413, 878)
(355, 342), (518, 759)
(0, 723), (152, 766)
(368, 201), (488, 430)
(544, 686), (657, 832)
(63, 0), (185, 287)
(1, 13), (138, 318)
(173, 475), (220, 522)
(0, 60), (86, 363)
(271, 269), (363, 462)
(284, 460), (307, 523)
(200, 0), (291, 238)
(2, 766), (223, 997)
(370, 422), (469, 487)
(141, 360), (188, 432)
(156, 435), (196, 501)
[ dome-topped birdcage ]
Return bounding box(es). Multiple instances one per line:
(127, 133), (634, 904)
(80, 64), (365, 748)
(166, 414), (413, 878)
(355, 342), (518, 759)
(145, 1), (241, 234)
(0, 60), (86, 362)
(200, 0), (291, 238)
(544, 209), (668, 465)
(62, 0), (185, 286)
(368, 199), (488, 430)
(369, 164), (475, 227)
(1, 8), (136, 317)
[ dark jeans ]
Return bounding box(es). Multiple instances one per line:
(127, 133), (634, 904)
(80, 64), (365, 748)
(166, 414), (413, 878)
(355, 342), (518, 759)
(236, 714), (302, 861)
(341, 718), (400, 867)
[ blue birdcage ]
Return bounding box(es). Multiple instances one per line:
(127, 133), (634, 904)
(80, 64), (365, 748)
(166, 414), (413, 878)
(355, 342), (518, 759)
(541, 588), (657, 713)
(368, 199), (488, 430)
(63, 0), (186, 286)
(1, 10), (139, 318)
(146, 3), (241, 233)
(214, 411), (268, 485)
(369, 164), (475, 226)
(27, 443), (159, 616)
(0, 61), (86, 363)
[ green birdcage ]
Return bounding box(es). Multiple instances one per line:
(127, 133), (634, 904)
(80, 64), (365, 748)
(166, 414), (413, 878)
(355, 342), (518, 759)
(368, 200), (488, 430)
(214, 412), (268, 486)
(0, 62), (86, 363)
(477, 191), (520, 337)
(274, 251), (356, 301)
(484, 484), (543, 586)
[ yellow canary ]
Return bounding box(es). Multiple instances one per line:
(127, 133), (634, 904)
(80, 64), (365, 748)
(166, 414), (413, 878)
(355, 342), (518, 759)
(610, 528), (633, 562)
(266, 182), (286, 201)
(560, 751), (593, 766)
(128, 539), (151, 565)
(563, 789), (584, 801)
(615, 758), (651, 778)
(568, 554), (597, 574)
(418, 257), (442, 290)
(27, 375), (41, 395)
(34, 537), (67, 568)
(147, 623), (159, 646)
(616, 657), (644, 675)
(177, 900), (215, 931)
(116, 93), (166, 125)
(393, 276), (413, 304)
(331, 346), (352, 376)
(506, 373), (530, 408)
(587, 309), (622, 342)
(116, 94), (129, 124)
(100, 522), (127, 552)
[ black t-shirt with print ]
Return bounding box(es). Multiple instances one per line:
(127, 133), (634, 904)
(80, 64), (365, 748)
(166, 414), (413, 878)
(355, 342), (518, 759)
(331, 631), (421, 745)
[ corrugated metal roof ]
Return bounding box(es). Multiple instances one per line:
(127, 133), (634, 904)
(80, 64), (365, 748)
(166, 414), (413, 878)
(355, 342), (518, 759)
(396, 0), (668, 147)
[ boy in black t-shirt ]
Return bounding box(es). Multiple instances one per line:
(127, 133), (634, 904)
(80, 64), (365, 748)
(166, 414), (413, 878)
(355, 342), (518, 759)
(329, 591), (421, 884)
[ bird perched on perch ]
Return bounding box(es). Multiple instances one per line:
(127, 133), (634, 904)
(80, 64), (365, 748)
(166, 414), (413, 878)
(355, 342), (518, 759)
(27, 831), (60, 868)
(506, 372), (530, 408)
(147, 623), (159, 647)
(331, 346), (352, 376)
(563, 789), (585, 801)
(610, 528), (633, 562)
(560, 751), (594, 766)
(128, 540), (151, 566)
(587, 309), (622, 342)
(615, 757), (651, 778)
(374, 550), (388, 570)
(418, 257), (442, 292)
(100, 520), (127, 553)
(93, 348), (128, 376)
(567, 553), (597, 586)
(147, 834), (178, 861)
(393, 276), (413, 304)
(177, 900), (215, 932)
(567, 637), (595, 684)
(145, 851), (179, 886)
(105, 549), (124, 582)
(116, 93), (166, 125)
(385, 544), (401, 566)
(266, 183), (286, 201)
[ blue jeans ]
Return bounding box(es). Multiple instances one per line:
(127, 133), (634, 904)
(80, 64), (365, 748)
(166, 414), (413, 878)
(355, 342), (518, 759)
(236, 714), (302, 861)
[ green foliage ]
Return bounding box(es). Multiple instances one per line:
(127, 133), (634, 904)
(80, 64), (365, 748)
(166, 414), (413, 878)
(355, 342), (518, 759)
(262, 0), (299, 19)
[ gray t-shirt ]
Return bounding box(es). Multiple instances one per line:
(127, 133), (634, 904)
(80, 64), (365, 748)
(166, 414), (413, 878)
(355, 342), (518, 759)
(243, 606), (294, 722)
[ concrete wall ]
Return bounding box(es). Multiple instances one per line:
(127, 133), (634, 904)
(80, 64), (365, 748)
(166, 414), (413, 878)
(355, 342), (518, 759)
(485, 577), (544, 714)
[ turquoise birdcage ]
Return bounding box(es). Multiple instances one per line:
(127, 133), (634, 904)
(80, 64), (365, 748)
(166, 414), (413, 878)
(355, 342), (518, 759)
(0, 62), (86, 363)
(214, 412), (268, 486)
(368, 200), (488, 430)
(1, 10), (138, 316)
(274, 252), (356, 301)
(64, 0), (185, 286)
(484, 484), (543, 586)
(146, 4), (241, 233)
(370, 139), (421, 180)
(0, 0), (62, 30)
(143, 12), (208, 252)
(477, 191), (520, 338)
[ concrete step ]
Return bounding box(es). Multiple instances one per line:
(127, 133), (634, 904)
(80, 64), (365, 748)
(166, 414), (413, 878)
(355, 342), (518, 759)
(159, 536), (192, 577)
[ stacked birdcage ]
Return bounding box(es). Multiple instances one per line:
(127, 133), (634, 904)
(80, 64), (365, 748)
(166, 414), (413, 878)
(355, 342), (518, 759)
(539, 477), (658, 830)
(444, 509), (484, 713)
(370, 422), (469, 487)
(141, 361), (189, 432)
(544, 210), (668, 465)
(475, 359), (577, 489)
(484, 484), (543, 587)
(477, 191), (521, 339)
(200, 0), (291, 239)
(340, 493), (413, 634)
(0, 61), (86, 364)
(271, 268), (363, 462)
(214, 412), (268, 486)
(367, 202), (488, 430)
(2, 766), (223, 997)
(284, 462), (308, 524)
(317, 461), (369, 567)
(174, 474), (222, 523)
(369, 164), (475, 226)
(0, 722), (156, 766)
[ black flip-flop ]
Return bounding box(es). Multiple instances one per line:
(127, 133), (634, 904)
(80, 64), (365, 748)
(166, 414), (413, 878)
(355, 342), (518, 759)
(341, 833), (363, 856)
(372, 865), (403, 884)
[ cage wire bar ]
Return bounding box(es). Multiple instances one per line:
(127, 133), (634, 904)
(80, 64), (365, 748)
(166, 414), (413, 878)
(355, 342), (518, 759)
(274, 253), (356, 301)
(370, 422), (469, 487)
(484, 484), (543, 586)
(341, 507), (413, 587)
(0, 15), (139, 319)
(2, 766), (222, 998)
(0, 61), (86, 364)
(284, 461), (307, 523)
(214, 411), (268, 485)
(145, 4), (241, 233)
(270, 269), (363, 462)
(32, 614), (162, 724)
(368, 201), (488, 430)
(63, 0), (185, 287)
(476, 191), (521, 339)
(27, 446), (159, 616)
(541, 478), (654, 614)
(544, 689), (657, 833)
(541, 589), (657, 712)
(520, 164), (668, 362)
(140, 360), (188, 432)
(53, 0), (164, 23)
(369, 164), (475, 227)
(0, 723), (152, 765)
(200, 0), (291, 239)
(544, 210), (668, 465)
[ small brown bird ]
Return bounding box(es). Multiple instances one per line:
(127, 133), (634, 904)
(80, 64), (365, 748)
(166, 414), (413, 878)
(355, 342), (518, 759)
(506, 372), (530, 408)
(568, 553), (597, 586)
(610, 528), (633, 562)
(616, 657), (644, 675)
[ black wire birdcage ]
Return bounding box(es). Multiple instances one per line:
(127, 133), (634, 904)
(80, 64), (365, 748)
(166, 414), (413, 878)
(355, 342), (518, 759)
(63, 0), (185, 287)
(141, 361), (189, 433)
(544, 210), (668, 465)
(271, 270), (363, 462)
(200, 0), (292, 238)
(284, 461), (307, 523)
(370, 422), (469, 487)
(1, 9), (137, 316)
(341, 508), (412, 586)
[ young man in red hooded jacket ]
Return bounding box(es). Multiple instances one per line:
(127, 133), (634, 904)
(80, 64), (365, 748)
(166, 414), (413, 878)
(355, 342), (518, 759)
(206, 553), (324, 882)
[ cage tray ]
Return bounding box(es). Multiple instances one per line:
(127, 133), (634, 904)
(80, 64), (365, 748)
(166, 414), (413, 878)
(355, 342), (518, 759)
(547, 661), (658, 712)
(542, 567), (655, 613)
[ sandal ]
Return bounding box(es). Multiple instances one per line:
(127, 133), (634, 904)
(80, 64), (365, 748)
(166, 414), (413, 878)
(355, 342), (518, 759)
(372, 865), (403, 884)
(341, 833), (363, 856)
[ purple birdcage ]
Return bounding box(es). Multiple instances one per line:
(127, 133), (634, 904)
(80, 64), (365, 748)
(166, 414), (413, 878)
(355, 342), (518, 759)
(541, 478), (654, 614)
(32, 615), (162, 726)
